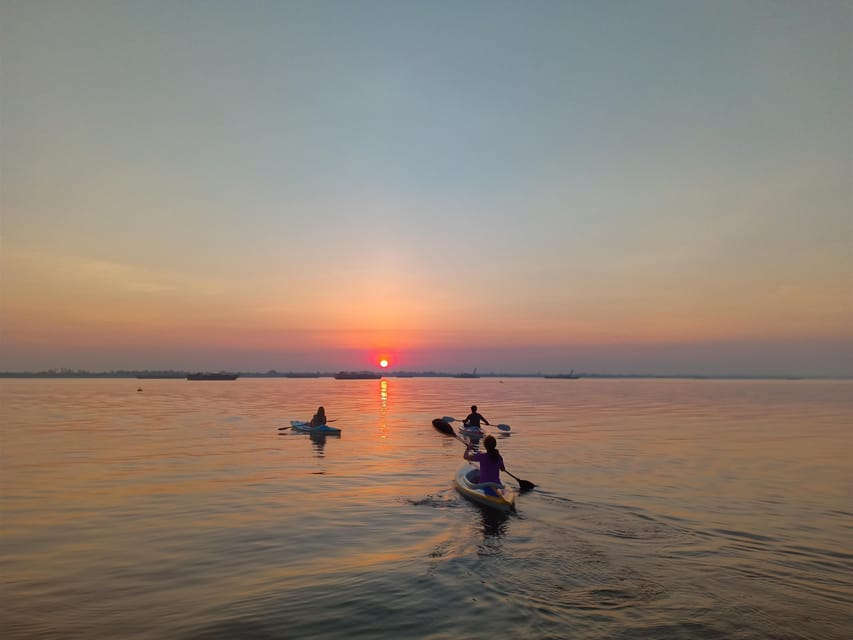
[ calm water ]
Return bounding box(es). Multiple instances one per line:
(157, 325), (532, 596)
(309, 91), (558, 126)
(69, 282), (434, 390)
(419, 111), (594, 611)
(1, 378), (850, 639)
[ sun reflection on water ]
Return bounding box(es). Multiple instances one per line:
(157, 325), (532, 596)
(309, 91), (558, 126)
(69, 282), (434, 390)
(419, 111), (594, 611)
(378, 379), (389, 439)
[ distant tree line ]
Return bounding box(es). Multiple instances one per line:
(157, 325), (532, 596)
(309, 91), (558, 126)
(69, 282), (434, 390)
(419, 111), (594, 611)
(0, 369), (826, 380)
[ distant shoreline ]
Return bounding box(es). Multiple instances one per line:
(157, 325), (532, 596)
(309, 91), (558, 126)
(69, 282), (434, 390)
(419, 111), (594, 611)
(0, 371), (847, 381)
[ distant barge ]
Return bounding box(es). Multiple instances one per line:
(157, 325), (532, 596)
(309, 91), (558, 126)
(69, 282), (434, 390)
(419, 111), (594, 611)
(543, 369), (578, 379)
(187, 373), (240, 380)
(453, 368), (480, 379)
(334, 371), (382, 380)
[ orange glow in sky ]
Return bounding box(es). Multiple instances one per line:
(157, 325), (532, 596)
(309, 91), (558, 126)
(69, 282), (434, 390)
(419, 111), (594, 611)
(1, 2), (850, 377)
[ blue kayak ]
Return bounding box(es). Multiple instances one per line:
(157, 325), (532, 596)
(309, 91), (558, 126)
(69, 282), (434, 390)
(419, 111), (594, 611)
(290, 420), (341, 435)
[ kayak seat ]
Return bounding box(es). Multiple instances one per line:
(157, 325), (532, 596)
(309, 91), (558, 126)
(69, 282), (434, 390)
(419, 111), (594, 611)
(464, 469), (505, 492)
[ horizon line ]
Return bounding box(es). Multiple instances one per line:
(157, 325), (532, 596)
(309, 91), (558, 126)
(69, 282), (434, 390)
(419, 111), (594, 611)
(0, 369), (848, 381)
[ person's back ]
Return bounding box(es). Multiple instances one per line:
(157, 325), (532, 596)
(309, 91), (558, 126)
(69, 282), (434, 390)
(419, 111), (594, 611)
(463, 404), (489, 429)
(310, 406), (326, 427)
(463, 435), (505, 485)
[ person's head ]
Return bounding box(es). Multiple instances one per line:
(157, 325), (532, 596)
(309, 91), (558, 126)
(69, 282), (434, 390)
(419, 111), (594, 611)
(317, 406), (325, 415)
(471, 405), (477, 412)
(483, 435), (499, 461)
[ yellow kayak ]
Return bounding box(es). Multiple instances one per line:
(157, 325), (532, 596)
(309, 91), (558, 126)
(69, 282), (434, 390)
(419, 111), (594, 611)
(454, 464), (518, 512)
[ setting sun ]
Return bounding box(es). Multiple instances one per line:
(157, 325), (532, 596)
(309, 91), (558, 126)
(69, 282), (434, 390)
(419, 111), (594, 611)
(379, 359), (389, 368)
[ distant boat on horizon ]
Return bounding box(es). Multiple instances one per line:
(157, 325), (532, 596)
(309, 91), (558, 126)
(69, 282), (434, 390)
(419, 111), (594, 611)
(283, 372), (321, 378)
(187, 372), (240, 380)
(334, 371), (382, 380)
(453, 368), (480, 379)
(544, 369), (578, 379)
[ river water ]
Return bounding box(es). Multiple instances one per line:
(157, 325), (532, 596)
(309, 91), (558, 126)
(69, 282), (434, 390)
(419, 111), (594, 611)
(1, 377), (850, 639)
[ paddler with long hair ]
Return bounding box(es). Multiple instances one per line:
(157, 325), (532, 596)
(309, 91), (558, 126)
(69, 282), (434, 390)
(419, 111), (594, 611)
(463, 435), (507, 494)
(309, 406), (327, 427)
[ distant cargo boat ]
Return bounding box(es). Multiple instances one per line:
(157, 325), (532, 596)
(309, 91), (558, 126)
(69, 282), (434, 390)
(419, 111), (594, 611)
(187, 372), (239, 380)
(544, 369), (578, 379)
(334, 371), (382, 380)
(453, 368), (480, 379)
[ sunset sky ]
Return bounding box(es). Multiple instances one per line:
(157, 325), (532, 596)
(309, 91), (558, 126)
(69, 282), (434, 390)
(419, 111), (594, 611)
(1, 1), (851, 376)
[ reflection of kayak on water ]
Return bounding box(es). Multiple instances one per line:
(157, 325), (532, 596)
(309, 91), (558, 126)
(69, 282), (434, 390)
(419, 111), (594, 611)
(454, 464), (517, 512)
(290, 420), (342, 435)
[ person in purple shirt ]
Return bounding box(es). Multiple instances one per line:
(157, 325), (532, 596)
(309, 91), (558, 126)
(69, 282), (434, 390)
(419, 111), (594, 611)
(463, 435), (506, 489)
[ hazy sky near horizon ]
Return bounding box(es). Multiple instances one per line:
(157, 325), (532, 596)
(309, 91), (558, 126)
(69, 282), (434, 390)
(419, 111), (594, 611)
(1, 1), (851, 375)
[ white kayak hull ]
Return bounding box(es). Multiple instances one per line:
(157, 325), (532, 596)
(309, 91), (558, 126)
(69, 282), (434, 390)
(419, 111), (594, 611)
(454, 464), (517, 512)
(290, 420), (341, 434)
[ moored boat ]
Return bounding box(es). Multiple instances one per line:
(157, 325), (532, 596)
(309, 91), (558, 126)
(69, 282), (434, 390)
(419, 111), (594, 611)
(187, 372), (239, 380)
(543, 369), (578, 379)
(334, 371), (382, 380)
(454, 464), (517, 512)
(453, 368), (479, 378)
(290, 420), (342, 435)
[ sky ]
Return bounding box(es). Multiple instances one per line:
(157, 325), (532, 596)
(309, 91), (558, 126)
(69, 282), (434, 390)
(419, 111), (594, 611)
(1, 0), (851, 376)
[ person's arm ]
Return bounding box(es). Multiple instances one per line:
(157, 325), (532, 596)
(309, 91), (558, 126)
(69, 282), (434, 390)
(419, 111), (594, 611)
(482, 414), (490, 425)
(463, 444), (476, 461)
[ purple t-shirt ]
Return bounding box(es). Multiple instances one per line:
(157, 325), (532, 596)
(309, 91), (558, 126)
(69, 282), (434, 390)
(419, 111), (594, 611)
(469, 452), (504, 484)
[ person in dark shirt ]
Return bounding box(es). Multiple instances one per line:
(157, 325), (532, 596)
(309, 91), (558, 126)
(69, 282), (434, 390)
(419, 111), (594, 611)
(309, 406), (327, 427)
(463, 405), (490, 430)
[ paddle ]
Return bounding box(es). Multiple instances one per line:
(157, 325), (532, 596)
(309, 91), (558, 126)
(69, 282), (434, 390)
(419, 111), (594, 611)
(431, 418), (535, 491)
(432, 418), (462, 439)
(504, 470), (535, 492)
(441, 416), (511, 432)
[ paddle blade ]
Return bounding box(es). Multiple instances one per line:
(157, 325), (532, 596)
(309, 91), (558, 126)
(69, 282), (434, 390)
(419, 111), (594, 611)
(495, 423), (511, 431)
(505, 470), (535, 492)
(432, 418), (456, 436)
(441, 416), (457, 423)
(518, 479), (536, 492)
